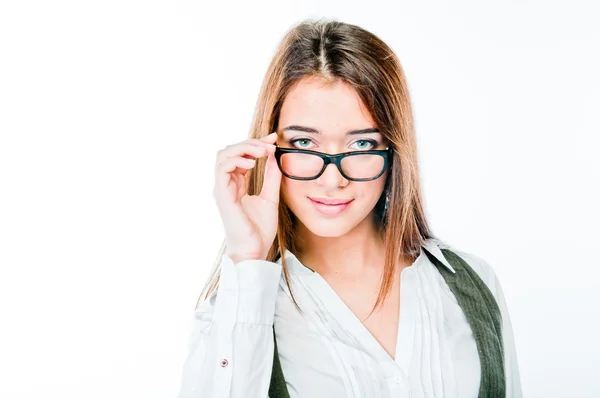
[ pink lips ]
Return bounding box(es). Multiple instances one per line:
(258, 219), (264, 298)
(309, 197), (353, 215)
(309, 197), (353, 205)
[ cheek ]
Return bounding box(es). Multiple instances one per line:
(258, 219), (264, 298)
(281, 180), (306, 209)
(360, 180), (386, 208)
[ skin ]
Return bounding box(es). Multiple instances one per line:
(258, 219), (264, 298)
(276, 76), (408, 360)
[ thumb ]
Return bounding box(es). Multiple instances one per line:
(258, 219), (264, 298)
(259, 151), (282, 204)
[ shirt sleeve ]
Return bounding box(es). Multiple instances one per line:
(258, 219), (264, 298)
(493, 273), (524, 398)
(177, 253), (283, 398)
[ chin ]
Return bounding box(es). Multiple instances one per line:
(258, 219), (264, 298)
(301, 218), (356, 238)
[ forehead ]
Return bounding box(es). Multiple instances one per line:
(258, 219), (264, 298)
(278, 77), (377, 137)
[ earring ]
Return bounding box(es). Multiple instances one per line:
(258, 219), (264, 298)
(381, 190), (390, 220)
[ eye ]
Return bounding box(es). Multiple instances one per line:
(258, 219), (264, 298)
(290, 138), (314, 149)
(351, 139), (378, 150)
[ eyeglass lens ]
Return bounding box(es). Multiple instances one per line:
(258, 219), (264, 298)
(279, 152), (384, 179)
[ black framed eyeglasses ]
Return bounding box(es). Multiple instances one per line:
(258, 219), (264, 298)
(274, 146), (393, 181)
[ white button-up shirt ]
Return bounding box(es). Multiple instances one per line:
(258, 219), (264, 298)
(177, 238), (522, 397)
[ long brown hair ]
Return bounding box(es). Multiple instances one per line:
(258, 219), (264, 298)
(196, 18), (435, 315)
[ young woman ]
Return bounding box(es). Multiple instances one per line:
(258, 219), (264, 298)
(178, 19), (522, 398)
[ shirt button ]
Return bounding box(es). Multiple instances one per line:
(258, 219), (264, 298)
(395, 375), (402, 384)
(220, 359), (229, 367)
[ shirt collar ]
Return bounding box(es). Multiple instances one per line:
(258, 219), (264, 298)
(421, 238), (456, 274)
(278, 237), (456, 274)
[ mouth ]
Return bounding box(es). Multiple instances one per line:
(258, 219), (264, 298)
(308, 197), (353, 205)
(308, 197), (354, 216)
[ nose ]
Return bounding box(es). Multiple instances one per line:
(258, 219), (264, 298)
(316, 162), (348, 188)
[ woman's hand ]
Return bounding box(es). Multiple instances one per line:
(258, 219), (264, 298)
(213, 132), (282, 264)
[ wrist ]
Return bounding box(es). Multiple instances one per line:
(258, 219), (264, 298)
(228, 253), (266, 265)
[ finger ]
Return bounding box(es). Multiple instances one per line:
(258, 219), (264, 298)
(215, 156), (255, 195)
(215, 157), (256, 191)
(236, 133), (277, 148)
(235, 166), (251, 176)
(259, 152), (282, 204)
(219, 156), (255, 173)
(247, 138), (277, 148)
(243, 140), (277, 158)
(259, 132), (279, 144)
(216, 143), (274, 164)
(228, 133), (278, 155)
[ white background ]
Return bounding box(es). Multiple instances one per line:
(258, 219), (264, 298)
(1, 0), (598, 397)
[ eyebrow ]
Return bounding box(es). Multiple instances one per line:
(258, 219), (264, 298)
(281, 125), (381, 135)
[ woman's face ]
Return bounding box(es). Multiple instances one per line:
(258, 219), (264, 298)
(276, 76), (389, 238)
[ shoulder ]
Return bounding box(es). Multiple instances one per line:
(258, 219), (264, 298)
(432, 238), (500, 298)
